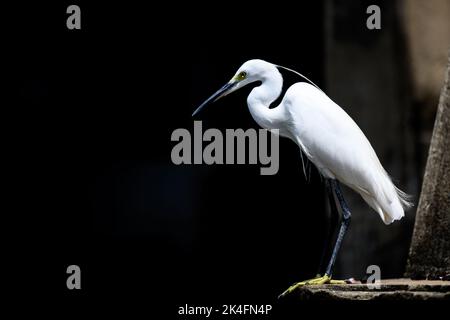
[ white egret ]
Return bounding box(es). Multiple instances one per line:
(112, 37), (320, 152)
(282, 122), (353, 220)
(192, 59), (412, 297)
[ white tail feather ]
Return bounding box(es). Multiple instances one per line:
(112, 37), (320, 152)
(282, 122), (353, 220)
(363, 168), (413, 225)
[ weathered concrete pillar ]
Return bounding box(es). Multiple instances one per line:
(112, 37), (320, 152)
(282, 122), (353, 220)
(406, 53), (450, 280)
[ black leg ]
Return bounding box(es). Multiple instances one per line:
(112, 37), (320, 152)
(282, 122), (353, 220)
(317, 179), (339, 275)
(278, 179), (351, 299)
(325, 180), (351, 277)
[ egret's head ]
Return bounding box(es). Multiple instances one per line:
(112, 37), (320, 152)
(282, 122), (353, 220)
(192, 59), (278, 117)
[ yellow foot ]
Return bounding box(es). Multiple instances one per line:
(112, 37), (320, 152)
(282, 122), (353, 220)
(278, 274), (346, 298)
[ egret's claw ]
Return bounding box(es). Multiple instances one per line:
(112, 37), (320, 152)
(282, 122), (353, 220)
(329, 279), (346, 284)
(278, 274), (346, 298)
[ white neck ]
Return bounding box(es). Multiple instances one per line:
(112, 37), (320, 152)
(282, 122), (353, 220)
(247, 71), (286, 130)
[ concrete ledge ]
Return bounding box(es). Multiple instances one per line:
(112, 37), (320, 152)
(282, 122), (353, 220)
(290, 279), (450, 301)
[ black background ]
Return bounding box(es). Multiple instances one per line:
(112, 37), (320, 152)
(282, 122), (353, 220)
(14, 0), (444, 317)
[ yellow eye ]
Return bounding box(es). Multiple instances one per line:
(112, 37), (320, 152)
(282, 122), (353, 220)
(238, 71), (247, 80)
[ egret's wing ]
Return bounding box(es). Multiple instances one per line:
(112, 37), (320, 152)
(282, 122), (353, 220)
(283, 83), (411, 224)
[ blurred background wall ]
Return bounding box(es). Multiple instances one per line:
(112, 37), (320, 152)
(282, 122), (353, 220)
(324, 0), (450, 278)
(402, 0), (450, 164)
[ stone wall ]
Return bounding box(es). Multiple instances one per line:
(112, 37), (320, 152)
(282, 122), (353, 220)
(406, 53), (450, 280)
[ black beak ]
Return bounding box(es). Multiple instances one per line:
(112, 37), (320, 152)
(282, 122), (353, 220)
(192, 82), (236, 117)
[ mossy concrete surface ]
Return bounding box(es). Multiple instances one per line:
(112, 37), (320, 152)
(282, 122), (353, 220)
(289, 279), (450, 301)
